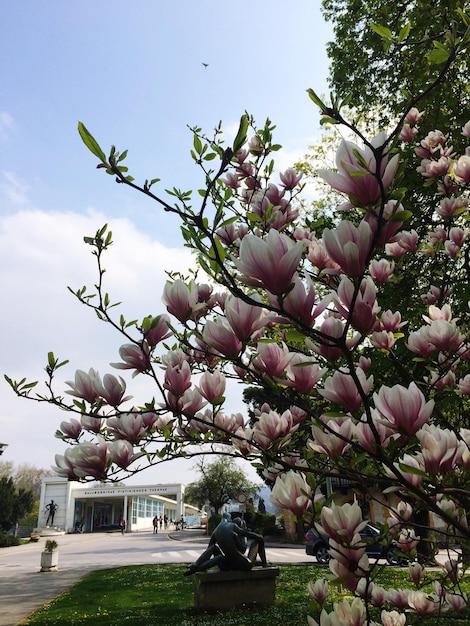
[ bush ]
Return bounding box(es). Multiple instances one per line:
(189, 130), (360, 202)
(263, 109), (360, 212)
(0, 532), (20, 547)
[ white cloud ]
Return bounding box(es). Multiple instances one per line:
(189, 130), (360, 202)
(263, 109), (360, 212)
(0, 112), (14, 140)
(0, 171), (31, 208)
(0, 207), (206, 482)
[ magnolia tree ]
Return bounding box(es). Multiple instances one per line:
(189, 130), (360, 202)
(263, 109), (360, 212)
(6, 11), (470, 626)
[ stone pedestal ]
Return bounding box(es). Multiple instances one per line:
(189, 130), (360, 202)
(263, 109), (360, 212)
(194, 567), (279, 612)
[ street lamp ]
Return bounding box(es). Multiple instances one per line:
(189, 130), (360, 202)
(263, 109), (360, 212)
(0, 443), (8, 456)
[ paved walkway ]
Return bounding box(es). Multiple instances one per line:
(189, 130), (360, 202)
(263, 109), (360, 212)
(0, 529), (208, 626)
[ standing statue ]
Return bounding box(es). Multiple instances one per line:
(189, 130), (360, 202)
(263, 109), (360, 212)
(45, 499), (58, 526)
(184, 516), (270, 576)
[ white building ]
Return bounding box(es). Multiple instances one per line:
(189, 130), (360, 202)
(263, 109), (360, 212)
(38, 477), (200, 534)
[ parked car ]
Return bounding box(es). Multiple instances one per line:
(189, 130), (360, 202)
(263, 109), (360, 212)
(305, 521), (407, 566)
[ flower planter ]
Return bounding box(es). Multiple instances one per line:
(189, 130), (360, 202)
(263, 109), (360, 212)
(40, 549), (59, 572)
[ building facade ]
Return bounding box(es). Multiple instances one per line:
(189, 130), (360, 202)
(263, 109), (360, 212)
(38, 477), (199, 533)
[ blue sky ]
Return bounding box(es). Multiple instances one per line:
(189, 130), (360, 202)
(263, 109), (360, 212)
(0, 1), (333, 484)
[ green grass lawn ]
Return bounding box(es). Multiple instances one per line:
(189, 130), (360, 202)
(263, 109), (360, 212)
(21, 563), (470, 625)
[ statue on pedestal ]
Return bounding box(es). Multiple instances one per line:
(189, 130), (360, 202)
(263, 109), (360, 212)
(184, 515), (269, 575)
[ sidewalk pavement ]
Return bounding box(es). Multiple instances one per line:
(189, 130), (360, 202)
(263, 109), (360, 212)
(0, 529), (299, 625)
(0, 529), (212, 626)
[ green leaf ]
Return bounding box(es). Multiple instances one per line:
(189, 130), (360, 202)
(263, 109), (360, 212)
(193, 134), (203, 155)
(398, 22), (411, 42)
(77, 122), (107, 162)
(232, 114), (249, 153)
(306, 88), (326, 110)
(428, 48), (449, 64)
(370, 22), (393, 40)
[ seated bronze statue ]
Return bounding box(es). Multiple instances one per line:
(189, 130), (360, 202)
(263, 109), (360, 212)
(184, 516), (270, 575)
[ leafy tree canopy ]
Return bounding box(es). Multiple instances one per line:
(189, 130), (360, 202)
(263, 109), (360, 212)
(322, 0), (470, 132)
(184, 457), (260, 514)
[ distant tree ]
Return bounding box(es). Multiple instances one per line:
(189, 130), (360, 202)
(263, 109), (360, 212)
(184, 457), (259, 514)
(0, 477), (34, 532)
(0, 461), (54, 498)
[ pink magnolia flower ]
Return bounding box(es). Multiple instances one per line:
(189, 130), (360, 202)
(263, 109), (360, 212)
(213, 411), (245, 435)
(143, 314), (172, 346)
(329, 544), (369, 591)
(309, 417), (354, 458)
(93, 373), (132, 406)
(409, 562), (423, 586)
(370, 330), (397, 351)
(418, 156), (452, 179)
(406, 329), (435, 357)
(81, 415), (104, 434)
(462, 120), (470, 138)
(436, 195), (468, 220)
(279, 168), (303, 190)
(318, 132), (399, 207)
(231, 426), (256, 456)
(457, 374), (470, 395)
(180, 388), (207, 416)
(318, 502), (367, 544)
(52, 449), (85, 480)
(253, 341), (292, 378)
(421, 319), (464, 352)
(335, 276), (379, 333)
(108, 440), (142, 469)
(285, 353), (326, 394)
(236, 230), (304, 295)
(399, 123), (418, 142)
(319, 367), (373, 412)
(58, 418), (82, 440)
(369, 258), (395, 282)
(197, 370), (226, 403)
(253, 409), (297, 450)
(163, 359), (192, 396)
(381, 610), (407, 626)
(310, 316), (345, 361)
(314, 598), (367, 626)
(373, 382), (434, 436)
(407, 591), (439, 616)
(376, 309), (406, 332)
(270, 470), (312, 517)
(110, 343), (150, 377)
(162, 279), (201, 322)
(278, 277), (317, 326)
(445, 592), (468, 612)
(356, 580), (386, 607)
(307, 239), (341, 273)
(386, 588), (411, 611)
(69, 437), (110, 480)
(385, 240), (407, 258)
(323, 220), (374, 276)
(365, 200), (405, 246)
(452, 154), (470, 183)
(421, 285), (450, 305)
(387, 453), (425, 489)
(65, 368), (101, 403)
(395, 229), (418, 252)
(224, 295), (266, 341)
(216, 222), (248, 245)
(107, 412), (152, 444)
(449, 226), (467, 247)
(355, 415), (393, 453)
(308, 578), (329, 605)
(416, 424), (464, 474)
(202, 319), (242, 358)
